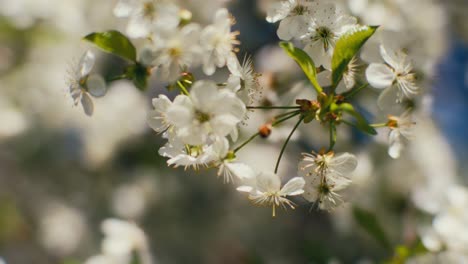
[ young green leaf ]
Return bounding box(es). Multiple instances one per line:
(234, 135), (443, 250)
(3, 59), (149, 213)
(353, 206), (392, 250)
(338, 103), (377, 135)
(125, 63), (149, 91)
(279, 42), (323, 94)
(84, 30), (137, 62)
(331, 26), (378, 87)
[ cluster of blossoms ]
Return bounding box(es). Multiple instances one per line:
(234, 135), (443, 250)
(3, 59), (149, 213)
(68, 0), (422, 217)
(84, 219), (153, 264)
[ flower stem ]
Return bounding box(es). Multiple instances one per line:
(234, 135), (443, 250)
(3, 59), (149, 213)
(233, 111), (301, 153)
(106, 74), (128, 82)
(247, 106), (301, 110)
(274, 115), (305, 174)
(370, 123), (388, 128)
(328, 121), (337, 152)
(177, 81), (190, 96)
(233, 132), (261, 153)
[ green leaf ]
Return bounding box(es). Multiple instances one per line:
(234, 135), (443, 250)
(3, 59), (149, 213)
(331, 26), (378, 87)
(353, 206), (391, 250)
(279, 42), (323, 93)
(125, 63), (149, 91)
(338, 103), (377, 135)
(84, 30), (137, 61)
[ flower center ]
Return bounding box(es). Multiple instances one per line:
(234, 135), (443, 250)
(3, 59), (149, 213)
(169, 47), (182, 57)
(195, 110), (211, 123)
(318, 182), (331, 195)
(185, 145), (203, 157)
(292, 5), (307, 16)
(143, 2), (156, 19)
(313, 26), (335, 52)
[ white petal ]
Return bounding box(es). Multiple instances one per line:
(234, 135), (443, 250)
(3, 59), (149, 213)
(166, 95), (193, 127)
(388, 130), (403, 159)
(211, 114), (240, 137)
(81, 92), (94, 116)
(79, 50), (95, 77)
(256, 171), (281, 193)
(366, 63), (394, 89)
(190, 80), (218, 111)
(377, 86), (399, 110)
(227, 54), (241, 76)
(379, 45), (399, 69)
(280, 177), (305, 196)
(126, 17), (150, 38)
(113, 0), (135, 17)
(329, 152), (358, 176)
(226, 163), (256, 180)
(87, 74), (107, 97)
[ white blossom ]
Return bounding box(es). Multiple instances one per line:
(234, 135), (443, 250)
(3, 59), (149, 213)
(301, 2), (357, 69)
(200, 8), (239, 75)
(151, 23), (202, 82)
(266, 0), (317, 40)
(226, 55), (262, 106)
(67, 50), (106, 116)
(147, 94), (173, 133)
(113, 0), (180, 38)
(387, 109), (415, 159)
(165, 80), (246, 146)
(210, 137), (256, 183)
(237, 171), (305, 217)
(158, 136), (217, 170)
(84, 218), (152, 264)
(298, 151), (358, 210)
(366, 45), (419, 109)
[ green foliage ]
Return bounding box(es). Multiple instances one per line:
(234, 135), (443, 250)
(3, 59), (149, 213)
(279, 42), (323, 93)
(126, 63), (149, 91)
(353, 206), (391, 250)
(385, 240), (429, 264)
(331, 26), (378, 87)
(84, 30), (137, 62)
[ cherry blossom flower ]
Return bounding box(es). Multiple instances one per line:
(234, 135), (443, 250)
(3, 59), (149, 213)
(298, 151), (357, 210)
(301, 2), (357, 69)
(266, 0), (317, 40)
(200, 8), (239, 75)
(113, 0), (180, 38)
(366, 45), (419, 109)
(238, 171), (305, 217)
(165, 80), (246, 146)
(151, 23), (202, 82)
(67, 50), (106, 116)
(387, 109), (415, 159)
(226, 55), (262, 106)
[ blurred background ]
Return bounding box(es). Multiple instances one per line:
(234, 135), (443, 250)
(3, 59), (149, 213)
(0, 0), (467, 263)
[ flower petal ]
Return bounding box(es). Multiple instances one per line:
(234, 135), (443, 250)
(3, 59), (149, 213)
(81, 92), (94, 116)
(366, 63), (394, 89)
(87, 74), (107, 97)
(280, 177), (305, 196)
(256, 171), (281, 193)
(329, 152), (358, 176)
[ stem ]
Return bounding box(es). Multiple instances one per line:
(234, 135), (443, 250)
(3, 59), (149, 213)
(343, 83), (369, 99)
(106, 74), (128, 82)
(370, 123), (388, 128)
(247, 106), (301, 110)
(177, 81), (190, 95)
(233, 132), (261, 153)
(233, 111), (301, 153)
(274, 116), (305, 174)
(328, 121), (337, 152)
(274, 110), (301, 120)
